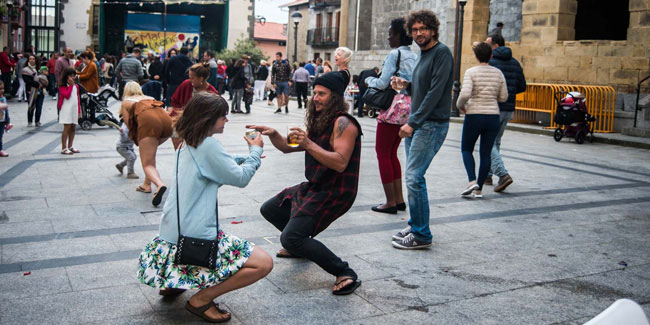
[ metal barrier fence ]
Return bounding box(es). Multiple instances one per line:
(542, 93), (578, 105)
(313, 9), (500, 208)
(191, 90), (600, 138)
(514, 83), (616, 133)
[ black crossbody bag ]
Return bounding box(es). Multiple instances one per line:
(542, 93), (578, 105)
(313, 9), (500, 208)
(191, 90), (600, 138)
(362, 49), (401, 111)
(174, 144), (219, 269)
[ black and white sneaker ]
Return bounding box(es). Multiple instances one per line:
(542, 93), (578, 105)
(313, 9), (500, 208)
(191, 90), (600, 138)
(392, 226), (412, 241)
(391, 233), (432, 250)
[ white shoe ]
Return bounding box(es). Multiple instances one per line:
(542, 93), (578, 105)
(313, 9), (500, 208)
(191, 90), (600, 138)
(472, 189), (483, 198)
(461, 182), (479, 196)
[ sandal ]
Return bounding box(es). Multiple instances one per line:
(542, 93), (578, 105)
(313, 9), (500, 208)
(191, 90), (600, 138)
(158, 288), (186, 296)
(185, 301), (231, 323)
(61, 148), (73, 155)
(332, 277), (362, 296)
(152, 186), (167, 207)
(69, 147), (80, 153)
(136, 185), (151, 193)
(276, 248), (299, 258)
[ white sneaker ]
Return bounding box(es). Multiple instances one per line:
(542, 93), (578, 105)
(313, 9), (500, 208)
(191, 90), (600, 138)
(461, 182), (479, 196)
(472, 189), (483, 198)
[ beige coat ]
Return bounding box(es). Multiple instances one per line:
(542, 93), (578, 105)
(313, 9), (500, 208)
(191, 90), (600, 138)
(457, 65), (508, 115)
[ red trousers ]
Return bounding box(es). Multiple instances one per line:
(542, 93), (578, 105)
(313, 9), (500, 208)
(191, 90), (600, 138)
(375, 122), (403, 184)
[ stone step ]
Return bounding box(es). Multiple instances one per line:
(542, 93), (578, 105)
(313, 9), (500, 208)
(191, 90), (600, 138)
(622, 127), (650, 138)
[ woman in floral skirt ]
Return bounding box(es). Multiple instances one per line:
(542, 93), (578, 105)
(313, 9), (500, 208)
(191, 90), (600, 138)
(137, 92), (273, 323)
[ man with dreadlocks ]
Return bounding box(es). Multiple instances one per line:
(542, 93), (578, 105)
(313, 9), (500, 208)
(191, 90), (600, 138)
(246, 72), (363, 296)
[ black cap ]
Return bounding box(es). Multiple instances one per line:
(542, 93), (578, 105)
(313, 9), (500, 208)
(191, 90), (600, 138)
(312, 72), (346, 97)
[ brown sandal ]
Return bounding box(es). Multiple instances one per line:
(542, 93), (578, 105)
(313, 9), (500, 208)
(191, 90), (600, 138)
(185, 301), (231, 323)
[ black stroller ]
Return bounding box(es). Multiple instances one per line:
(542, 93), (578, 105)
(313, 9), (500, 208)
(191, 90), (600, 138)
(553, 91), (595, 144)
(78, 84), (120, 130)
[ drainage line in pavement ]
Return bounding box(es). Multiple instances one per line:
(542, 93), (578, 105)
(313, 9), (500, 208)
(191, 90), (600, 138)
(1, 195), (648, 274)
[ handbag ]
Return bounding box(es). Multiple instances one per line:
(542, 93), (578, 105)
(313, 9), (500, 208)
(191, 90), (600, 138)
(174, 144), (220, 269)
(377, 93), (411, 125)
(362, 50), (401, 111)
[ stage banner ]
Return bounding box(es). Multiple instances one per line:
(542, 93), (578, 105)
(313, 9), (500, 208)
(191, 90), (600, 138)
(124, 13), (201, 59)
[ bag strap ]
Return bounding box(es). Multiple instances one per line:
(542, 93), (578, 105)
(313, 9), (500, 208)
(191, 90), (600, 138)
(393, 49), (401, 77)
(176, 143), (219, 238)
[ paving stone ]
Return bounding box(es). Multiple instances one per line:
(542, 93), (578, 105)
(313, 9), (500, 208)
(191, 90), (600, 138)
(0, 284), (152, 324)
(66, 259), (140, 291)
(50, 214), (150, 233)
(0, 220), (55, 239)
(2, 236), (118, 264)
(3, 204), (97, 223)
(0, 267), (72, 300)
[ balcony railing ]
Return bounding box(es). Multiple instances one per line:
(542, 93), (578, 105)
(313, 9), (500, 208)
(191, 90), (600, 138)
(306, 27), (339, 47)
(309, 0), (340, 9)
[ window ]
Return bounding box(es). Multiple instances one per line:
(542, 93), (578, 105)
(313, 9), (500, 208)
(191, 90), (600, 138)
(92, 4), (99, 36)
(575, 0), (629, 40)
(27, 0), (58, 56)
(325, 52), (330, 61)
(314, 52), (320, 60)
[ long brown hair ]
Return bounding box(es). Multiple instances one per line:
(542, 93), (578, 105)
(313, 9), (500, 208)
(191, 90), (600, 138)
(175, 92), (228, 147)
(305, 92), (348, 136)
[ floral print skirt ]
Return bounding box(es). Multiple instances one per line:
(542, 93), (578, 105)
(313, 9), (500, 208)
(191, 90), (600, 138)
(137, 230), (254, 290)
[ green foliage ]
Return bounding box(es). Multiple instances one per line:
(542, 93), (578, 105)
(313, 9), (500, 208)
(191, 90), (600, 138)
(215, 38), (268, 65)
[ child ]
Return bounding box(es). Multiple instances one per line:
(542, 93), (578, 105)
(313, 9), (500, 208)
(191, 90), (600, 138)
(243, 81), (254, 114)
(0, 80), (12, 157)
(115, 121), (139, 179)
(58, 67), (81, 155)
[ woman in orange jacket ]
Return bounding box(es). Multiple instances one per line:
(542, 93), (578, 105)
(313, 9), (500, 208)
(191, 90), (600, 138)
(77, 52), (99, 93)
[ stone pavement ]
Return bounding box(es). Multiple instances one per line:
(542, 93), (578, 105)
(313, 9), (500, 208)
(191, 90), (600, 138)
(1, 96), (649, 324)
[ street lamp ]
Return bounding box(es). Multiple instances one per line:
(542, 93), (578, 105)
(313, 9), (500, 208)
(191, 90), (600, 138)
(451, 0), (467, 118)
(291, 11), (302, 63)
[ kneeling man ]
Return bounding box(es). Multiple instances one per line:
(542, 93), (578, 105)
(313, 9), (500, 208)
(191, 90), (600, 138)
(247, 72), (363, 295)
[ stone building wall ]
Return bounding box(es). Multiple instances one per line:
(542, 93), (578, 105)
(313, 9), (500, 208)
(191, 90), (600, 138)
(488, 0), (522, 41)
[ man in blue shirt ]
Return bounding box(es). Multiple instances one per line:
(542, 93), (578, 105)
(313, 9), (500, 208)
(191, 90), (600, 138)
(304, 60), (315, 76)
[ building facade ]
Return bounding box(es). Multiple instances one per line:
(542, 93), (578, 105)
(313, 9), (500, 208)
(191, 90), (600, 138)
(253, 21), (287, 61)
(283, 0), (342, 64)
(340, 0), (650, 132)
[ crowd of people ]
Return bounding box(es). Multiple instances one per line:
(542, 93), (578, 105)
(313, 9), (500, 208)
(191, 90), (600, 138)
(0, 8), (528, 323)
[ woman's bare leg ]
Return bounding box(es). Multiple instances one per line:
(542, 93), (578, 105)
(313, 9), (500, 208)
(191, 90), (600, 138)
(188, 247), (273, 319)
(138, 137), (165, 190)
(61, 125), (69, 150)
(67, 125), (76, 149)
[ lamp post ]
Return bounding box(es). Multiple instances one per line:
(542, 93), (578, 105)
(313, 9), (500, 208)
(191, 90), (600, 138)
(451, 0), (467, 118)
(291, 11), (303, 63)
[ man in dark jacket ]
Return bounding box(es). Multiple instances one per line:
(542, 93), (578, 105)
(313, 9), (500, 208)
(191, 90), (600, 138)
(485, 34), (526, 192)
(164, 46), (192, 106)
(357, 67), (379, 118)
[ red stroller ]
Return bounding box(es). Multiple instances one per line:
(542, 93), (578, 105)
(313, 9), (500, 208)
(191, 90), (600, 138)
(553, 91), (595, 144)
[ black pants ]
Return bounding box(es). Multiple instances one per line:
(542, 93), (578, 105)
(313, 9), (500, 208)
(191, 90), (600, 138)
(27, 93), (44, 124)
(295, 82), (308, 108)
(1, 73), (12, 96)
(260, 197), (355, 278)
(357, 86), (367, 117)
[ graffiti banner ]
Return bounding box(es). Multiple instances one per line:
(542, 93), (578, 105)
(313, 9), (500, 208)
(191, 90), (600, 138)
(124, 30), (201, 59)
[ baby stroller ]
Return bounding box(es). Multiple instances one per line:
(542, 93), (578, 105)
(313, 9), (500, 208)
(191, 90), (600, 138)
(553, 91), (595, 144)
(78, 84), (120, 130)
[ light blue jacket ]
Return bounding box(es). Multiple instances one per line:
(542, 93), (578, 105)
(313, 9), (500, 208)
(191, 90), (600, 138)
(158, 137), (262, 244)
(365, 46), (417, 90)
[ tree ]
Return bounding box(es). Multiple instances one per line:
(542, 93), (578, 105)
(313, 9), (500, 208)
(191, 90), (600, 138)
(215, 38), (268, 65)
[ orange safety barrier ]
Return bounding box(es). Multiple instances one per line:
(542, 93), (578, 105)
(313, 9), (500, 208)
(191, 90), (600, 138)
(514, 83), (616, 133)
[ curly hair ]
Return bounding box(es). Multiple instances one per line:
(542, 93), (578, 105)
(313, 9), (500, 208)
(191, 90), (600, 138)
(406, 9), (440, 41)
(305, 92), (348, 136)
(175, 92), (229, 148)
(390, 18), (413, 46)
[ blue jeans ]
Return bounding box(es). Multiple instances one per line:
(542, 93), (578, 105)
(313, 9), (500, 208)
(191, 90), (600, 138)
(404, 121), (449, 242)
(461, 114), (500, 189)
(488, 111), (513, 178)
